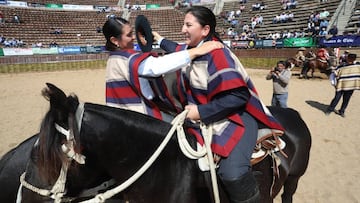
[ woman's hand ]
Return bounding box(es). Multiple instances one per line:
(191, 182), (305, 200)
(152, 31), (162, 42)
(197, 41), (224, 55)
(185, 104), (200, 121)
(188, 41), (224, 60)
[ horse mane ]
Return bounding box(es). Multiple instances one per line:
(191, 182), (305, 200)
(37, 83), (81, 184)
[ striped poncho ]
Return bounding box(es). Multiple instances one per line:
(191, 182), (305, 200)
(161, 39), (284, 157)
(336, 64), (360, 91)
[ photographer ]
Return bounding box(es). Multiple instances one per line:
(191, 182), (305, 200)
(266, 60), (292, 108)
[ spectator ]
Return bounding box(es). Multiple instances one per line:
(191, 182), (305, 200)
(96, 26), (102, 33)
(252, 2), (261, 11)
(239, 4), (246, 11)
(318, 27), (328, 37)
(49, 41), (58, 47)
(279, 12), (287, 23)
(256, 14), (263, 25)
(287, 0), (297, 9)
(12, 14), (20, 24)
(328, 25), (338, 36)
(260, 1), (266, 10)
(0, 34), (5, 44)
(319, 8), (329, 20)
(0, 11), (5, 26)
(266, 60), (292, 108)
(55, 28), (63, 34)
(288, 11), (294, 21)
(320, 19), (329, 29)
(17, 38), (24, 47)
(3, 38), (11, 47)
(273, 15), (281, 24)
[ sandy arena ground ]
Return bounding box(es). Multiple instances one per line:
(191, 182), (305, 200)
(0, 68), (359, 202)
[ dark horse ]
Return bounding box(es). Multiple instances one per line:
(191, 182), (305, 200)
(0, 83), (311, 203)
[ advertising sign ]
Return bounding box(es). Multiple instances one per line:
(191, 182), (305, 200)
(283, 37), (316, 47)
(318, 35), (360, 47)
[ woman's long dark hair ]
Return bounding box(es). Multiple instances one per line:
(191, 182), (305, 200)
(102, 17), (129, 51)
(185, 6), (223, 43)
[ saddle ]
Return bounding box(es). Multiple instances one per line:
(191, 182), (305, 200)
(198, 128), (286, 176)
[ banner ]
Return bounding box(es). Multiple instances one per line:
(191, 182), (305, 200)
(6, 0), (27, 7)
(231, 40), (249, 49)
(45, 3), (63, 9)
(283, 37), (316, 47)
(32, 47), (58, 55)
(0, 48), (4, 56)
(63, 4), (93, 10)
(318, 35), (360, 47)
(58, 46), (81, 54)
(0, 0), (7, 4)
(84, 46), (104, 53)
(146, 4), (160, 9)
(27, 2), (45, 8)
(3, 48), (33, 56)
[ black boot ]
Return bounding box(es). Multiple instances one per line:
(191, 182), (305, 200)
(221, 171), (260, 203)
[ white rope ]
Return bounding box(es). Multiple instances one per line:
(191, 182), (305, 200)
(176, 121), (207, 159)
(19, 161), (69, 203)
(176, 121), (220, 203)
(79, 110), (190, 203)
(199, 123), (220, 203)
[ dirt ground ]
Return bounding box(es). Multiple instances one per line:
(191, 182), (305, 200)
(0, 68), (359, 203)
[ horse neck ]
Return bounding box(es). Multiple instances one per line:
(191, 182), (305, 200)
(81, 103), (194, 181)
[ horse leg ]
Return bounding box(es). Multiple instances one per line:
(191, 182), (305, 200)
(281, 175), (300, 203)
(311, 69), (315, 79)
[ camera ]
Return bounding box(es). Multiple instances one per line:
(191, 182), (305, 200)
(274, 67), (280, 72)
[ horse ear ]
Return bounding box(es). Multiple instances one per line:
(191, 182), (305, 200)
(42, 83), (68, 112)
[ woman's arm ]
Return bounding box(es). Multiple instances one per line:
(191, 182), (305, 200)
(139, 41), (224, 77)
(185, 87), (251, 124)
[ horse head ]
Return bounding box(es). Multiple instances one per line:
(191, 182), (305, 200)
(37, 83), (81, 184)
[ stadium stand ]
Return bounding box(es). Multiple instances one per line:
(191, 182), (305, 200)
(0, 5), (119, 46)
(0, 0), (358, 50)
(27, 0), (119, 6)
(128, 9), (185, 42)
(344, 1), (360, 35)
(219, 0), (341, 39)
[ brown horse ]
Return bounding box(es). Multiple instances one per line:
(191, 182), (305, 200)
(300, 56), (336, 79)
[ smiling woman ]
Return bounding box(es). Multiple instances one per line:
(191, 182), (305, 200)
(155, 6), (286, 202)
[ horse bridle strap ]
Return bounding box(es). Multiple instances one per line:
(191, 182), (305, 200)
(19, 162), (75, 203)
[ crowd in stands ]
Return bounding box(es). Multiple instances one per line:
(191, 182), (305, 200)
(266, 29), (306, 40)
(0, 11), (22, 25)
(0, 35), (25, 48)
(251, 2), (266, 11)
(280, 0), (298, 10)
(272, 11), (294, 23)
(307, 9), (331, 37)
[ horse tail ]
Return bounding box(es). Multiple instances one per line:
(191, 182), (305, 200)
(37, 83), (80, 183)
